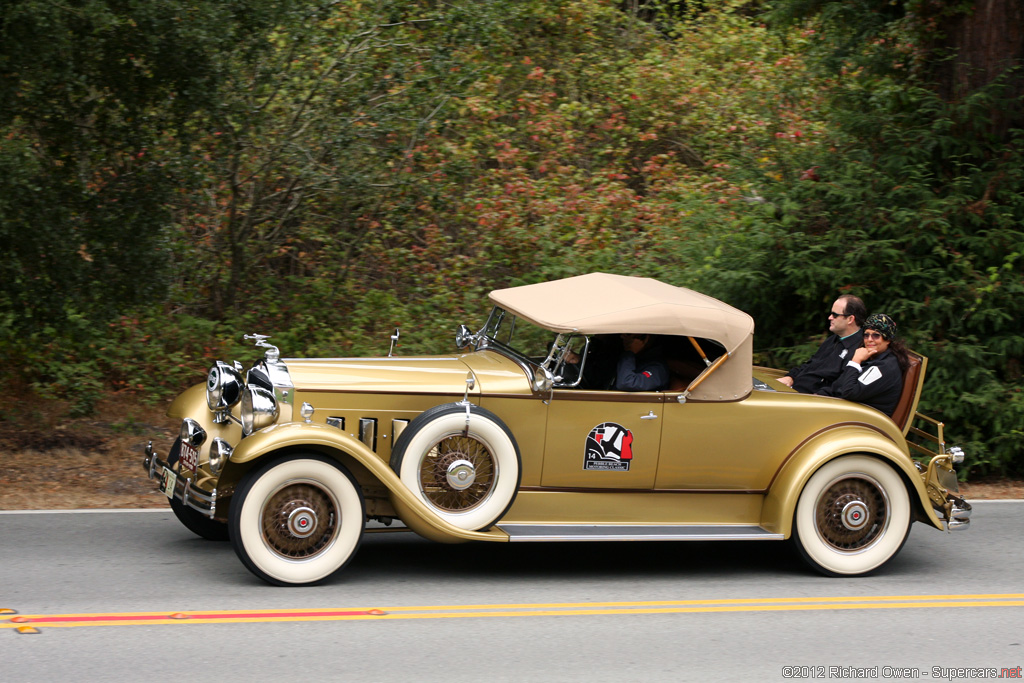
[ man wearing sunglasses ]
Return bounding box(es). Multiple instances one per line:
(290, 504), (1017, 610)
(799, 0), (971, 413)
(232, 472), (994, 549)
(778, 294), (866, 394)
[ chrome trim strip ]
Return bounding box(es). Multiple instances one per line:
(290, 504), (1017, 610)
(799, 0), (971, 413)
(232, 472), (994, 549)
(498, 524), (784, 542)
(359, 418), (377, 452)
(518, 485), (767, 494)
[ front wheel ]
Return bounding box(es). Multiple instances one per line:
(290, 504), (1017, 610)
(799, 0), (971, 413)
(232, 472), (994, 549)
(229, 454), (365, 586)
(793, 455), (912, 577)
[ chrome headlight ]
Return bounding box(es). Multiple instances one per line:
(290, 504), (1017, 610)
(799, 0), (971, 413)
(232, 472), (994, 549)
(179, 418), (207, 448)
(207, 361), (245, 411)
(241, 385), (278, 435)
(208, 438), (233, 474)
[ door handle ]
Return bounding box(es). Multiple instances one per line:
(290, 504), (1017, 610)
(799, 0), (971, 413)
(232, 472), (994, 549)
(640, 411), (658, 420)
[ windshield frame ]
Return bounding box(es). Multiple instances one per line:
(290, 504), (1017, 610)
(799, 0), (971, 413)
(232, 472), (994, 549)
(474, 306), (588, 388)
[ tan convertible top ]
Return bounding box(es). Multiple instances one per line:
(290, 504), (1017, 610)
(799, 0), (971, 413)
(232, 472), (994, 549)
(489, 273), (755, 401)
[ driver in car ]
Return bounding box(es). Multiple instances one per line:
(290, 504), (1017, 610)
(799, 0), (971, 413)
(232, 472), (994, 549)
(614, 333), (669, 391)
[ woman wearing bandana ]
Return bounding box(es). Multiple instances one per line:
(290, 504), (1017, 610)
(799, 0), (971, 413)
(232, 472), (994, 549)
(818, 313), (911, 417)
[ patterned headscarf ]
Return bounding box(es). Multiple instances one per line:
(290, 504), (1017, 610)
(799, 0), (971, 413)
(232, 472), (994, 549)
(864, 313), (898, 341)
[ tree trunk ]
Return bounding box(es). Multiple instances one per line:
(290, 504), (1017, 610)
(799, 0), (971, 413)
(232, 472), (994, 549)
(931, 0), (1024, 137)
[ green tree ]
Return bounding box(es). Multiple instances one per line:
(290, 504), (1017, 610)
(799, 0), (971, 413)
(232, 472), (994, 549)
(766, 0), (1024, 138)
(704, 0), (1024, 474)
(0, 0), (299, 331)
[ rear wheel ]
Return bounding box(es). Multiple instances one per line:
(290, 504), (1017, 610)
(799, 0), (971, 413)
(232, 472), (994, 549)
(166, 439), (229, 541)
(793, 455), (912, 576)
(229, 454), (364, 586)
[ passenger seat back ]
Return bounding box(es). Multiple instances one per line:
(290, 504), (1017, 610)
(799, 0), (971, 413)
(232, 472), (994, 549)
(891, 350), (927, 434)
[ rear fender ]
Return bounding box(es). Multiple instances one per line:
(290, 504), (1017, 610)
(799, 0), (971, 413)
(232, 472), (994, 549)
(220, 422), (509, 544)
(761, 424), (943, 537)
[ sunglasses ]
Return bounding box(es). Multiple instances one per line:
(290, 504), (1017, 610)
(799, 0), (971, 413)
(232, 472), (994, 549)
(828, 311), (849, 318)
(864, 332), (886, 340)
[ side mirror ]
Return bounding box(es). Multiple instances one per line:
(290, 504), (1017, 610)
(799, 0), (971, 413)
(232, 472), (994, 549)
(455, 324), (474, 349)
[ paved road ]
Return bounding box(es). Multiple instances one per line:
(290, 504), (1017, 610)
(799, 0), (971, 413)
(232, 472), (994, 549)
(1, 502), (1022, 682)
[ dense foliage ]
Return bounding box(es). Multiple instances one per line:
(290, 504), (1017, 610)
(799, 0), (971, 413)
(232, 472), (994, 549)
(1, 0), (1020, 475)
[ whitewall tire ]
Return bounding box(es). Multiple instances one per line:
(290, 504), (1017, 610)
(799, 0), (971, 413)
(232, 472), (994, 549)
(793, 455), (912, 576)
(229, 454), (364, 586)
(390, 403), (521, 531)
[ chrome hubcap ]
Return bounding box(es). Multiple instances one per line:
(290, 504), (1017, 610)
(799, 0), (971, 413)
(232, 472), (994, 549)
(446, 459), (476, 491)
(260, 481), (339, 560)
(840, 499), (869, 531)
(814, 474), (889, 552)
(287, 506), (318, 538)
(420, 434), (496, 513)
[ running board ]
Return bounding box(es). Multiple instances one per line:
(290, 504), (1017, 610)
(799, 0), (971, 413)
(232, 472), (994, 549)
(498, 524), (785, 542)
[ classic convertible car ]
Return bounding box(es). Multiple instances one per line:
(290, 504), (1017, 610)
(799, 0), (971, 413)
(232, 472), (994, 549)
(143, 273), (970, 585)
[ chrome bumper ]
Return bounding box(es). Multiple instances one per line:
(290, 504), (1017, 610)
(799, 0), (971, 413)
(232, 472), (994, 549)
(143, 441), (218, 518)
(912, 437), (971, 533)
(931, 493), (971, 531)
(943, 495), (972, 531)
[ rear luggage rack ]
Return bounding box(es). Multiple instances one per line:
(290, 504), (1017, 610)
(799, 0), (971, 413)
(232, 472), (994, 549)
(908, 412), (970, 531)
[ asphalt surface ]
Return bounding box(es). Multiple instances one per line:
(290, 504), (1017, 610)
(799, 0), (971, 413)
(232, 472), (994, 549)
(1, 502), (1022, 682)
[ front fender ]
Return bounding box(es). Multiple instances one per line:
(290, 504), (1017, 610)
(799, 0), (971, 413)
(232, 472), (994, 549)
(223, 422), (509, 544)
(168, 382), (208, 420)
(760, 423), (943, 537)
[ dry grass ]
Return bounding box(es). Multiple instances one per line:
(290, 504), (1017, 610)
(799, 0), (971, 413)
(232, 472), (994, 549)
(1, 391), (1020, 510)
(0, 391), (176, 510)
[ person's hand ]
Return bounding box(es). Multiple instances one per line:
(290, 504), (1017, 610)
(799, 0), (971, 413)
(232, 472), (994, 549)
(778, 375), (794, 388)
(852, 347), (876, 364)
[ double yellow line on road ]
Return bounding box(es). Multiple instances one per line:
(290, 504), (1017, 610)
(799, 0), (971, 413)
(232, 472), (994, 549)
(4, 594), (1023, 631)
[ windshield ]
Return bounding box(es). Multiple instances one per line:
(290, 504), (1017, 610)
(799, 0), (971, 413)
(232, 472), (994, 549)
(477, 307), (588, 387)
(480, 307), (551, 358)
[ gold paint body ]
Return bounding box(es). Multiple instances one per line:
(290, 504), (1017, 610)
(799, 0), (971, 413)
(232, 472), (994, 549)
(166, 345), (952, 543)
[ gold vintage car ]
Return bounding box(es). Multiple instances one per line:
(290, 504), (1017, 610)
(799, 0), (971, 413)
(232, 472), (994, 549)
(144, 273), (970, 585)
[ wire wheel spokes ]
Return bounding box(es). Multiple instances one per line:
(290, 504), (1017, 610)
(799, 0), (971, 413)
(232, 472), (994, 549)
(260, 481), (338, 559)
(419, 434), (497, 513)
(814, 474), (890, 552)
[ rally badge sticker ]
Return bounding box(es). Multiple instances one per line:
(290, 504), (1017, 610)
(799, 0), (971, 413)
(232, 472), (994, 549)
(584, 422), (634, 471)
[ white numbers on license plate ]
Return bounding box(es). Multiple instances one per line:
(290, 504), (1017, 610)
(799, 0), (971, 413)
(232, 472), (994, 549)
(180, 442), (199, 473)
(161, 468), (177, 499)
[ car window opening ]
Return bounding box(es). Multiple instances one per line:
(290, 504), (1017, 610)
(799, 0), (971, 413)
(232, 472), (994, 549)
(558, 333), (726, 392)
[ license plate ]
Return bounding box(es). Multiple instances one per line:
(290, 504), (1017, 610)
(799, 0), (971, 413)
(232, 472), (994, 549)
(161, 467), (177, 499)
(180, 442), (199, 473)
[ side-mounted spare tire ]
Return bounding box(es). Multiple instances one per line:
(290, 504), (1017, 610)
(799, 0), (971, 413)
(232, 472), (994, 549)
(390, 402), (521, 531)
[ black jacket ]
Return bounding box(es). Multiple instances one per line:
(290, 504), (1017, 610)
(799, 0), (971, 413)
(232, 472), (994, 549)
(819, 349), (903, 416)
(615, 346), (669, 391)
(788, 330), (865, 394)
